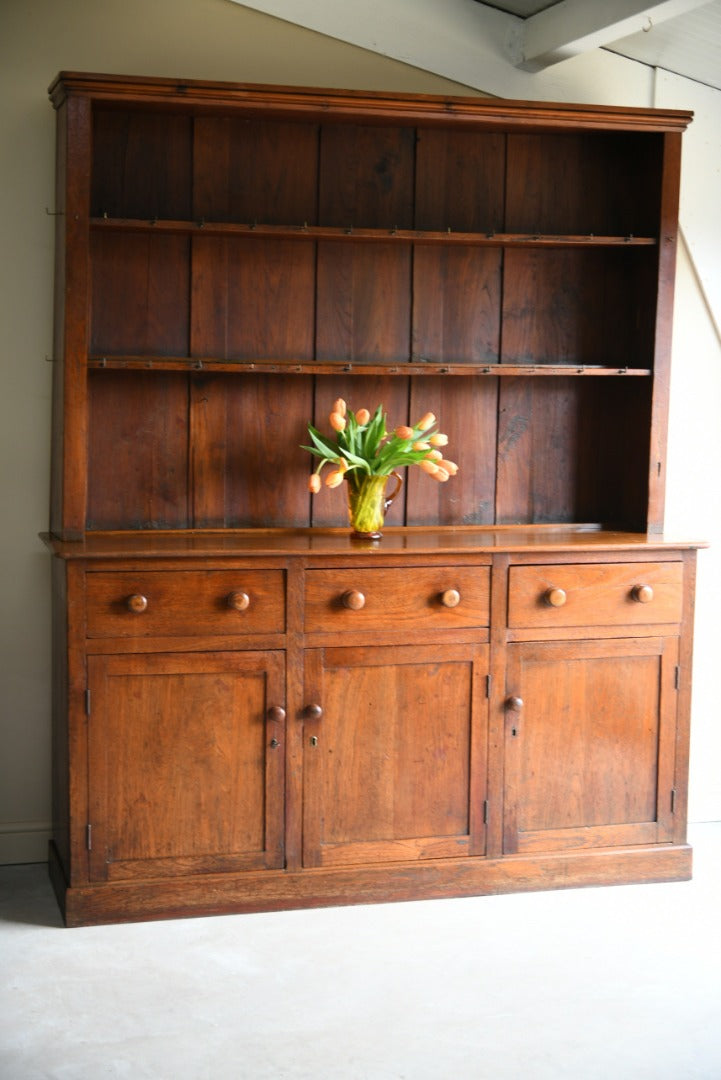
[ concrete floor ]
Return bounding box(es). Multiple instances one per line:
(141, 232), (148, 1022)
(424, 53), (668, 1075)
(1, 823), (720, 1080)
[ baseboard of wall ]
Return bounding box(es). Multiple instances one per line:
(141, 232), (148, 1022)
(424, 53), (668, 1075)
(0, 822), (51, 865)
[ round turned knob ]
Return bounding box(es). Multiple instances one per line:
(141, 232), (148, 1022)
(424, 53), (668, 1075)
(632, 584), (654, 604)
(304, 703), (323, 720)
(506, 696), (524, 712)
(543, 587), (567, 608)
(440, 588), (461, 609)
(125, 594), (148, 614)
(267, 705), (286, 724)
(342, 589), (366, 611)
(227, 591), (251, 612)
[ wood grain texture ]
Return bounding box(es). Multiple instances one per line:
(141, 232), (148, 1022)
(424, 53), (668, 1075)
(315, 242), (411, 364)
(190, 236), (315, 362)
(43, 529), (705, 561)
(302, 644), (487, 867)
(87, 372), (190, 529)
(91, 232), (190, 357)
(496, 376), (580, 524)
(193, 116), (318, 224)
(648, 132), (684, 533)
(91, 109), (192, 220)
(87, 651), (285, 881)
(53, 843), (693, 927)
(52, 95), (93, 538)
(50, 72), (692, 135)
(303, 566), (490, 633)
(503, 637), (678, 854)
(505, 132), (663, 236)
(318, 124), (414, 229)
(500, 248), (655, 367)
(189, 373), (314, 528)
(415, 128), (505, 233)
(406, 377), (498, 526)
(412, 246), (501, 365)
(508, 561), (682, 628)
(86, 568), (285, 637)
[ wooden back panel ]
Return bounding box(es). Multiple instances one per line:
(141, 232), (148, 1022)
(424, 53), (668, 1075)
(51, 83), (688, 537)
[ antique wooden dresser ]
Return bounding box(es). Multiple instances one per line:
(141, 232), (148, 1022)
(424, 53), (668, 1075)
(45, 72), (701, 925)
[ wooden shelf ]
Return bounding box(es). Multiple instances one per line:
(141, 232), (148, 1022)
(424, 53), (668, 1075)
(87, 355), (653, 377)
(90, 217), (658, 248)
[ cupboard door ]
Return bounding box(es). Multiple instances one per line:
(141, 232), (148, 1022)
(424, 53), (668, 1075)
(302, 644), (488, 868)
(87, 651), (285, 881)
(503, 638), (679, 854)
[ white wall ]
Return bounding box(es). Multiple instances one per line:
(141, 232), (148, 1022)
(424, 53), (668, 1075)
(0, 0), (718, 862)
(655, 71), (721, 822)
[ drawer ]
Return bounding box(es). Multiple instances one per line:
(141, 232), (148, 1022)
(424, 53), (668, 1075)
(86, 570), (285, 637)
(304, 566), (490, 633)
(508, 562), (683, 629)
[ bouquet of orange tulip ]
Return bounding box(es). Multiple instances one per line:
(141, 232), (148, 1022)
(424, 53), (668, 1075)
(303, 400), (458, 537)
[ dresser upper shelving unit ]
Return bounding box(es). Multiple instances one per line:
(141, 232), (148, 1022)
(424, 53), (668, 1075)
(48, 72), (691, 540)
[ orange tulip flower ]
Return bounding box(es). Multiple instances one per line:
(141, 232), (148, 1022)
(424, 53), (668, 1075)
(325, 468), (345, 488)
(419, 458), (440, 476)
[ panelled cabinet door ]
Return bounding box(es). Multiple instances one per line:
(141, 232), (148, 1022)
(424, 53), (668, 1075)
(86, 651), (285, 881)
(503, 637), (679, 854)
(302, 644), (488, 868)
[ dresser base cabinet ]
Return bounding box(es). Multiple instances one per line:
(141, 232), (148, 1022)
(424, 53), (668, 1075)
(46, 532), (698, 926)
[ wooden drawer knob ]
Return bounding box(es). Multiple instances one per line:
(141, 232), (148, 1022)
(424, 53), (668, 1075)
(304, 703), (323, 720)
(632, 584), (654, 604)
(342, 589), (366, 611)
(440, 588), (461, 608)
(506, 696), (524, 711)
(267, 705), (286, 724)
(543, 587), (567, 608)
(227, 591), (251, 612)
(125, 594), (148, 614)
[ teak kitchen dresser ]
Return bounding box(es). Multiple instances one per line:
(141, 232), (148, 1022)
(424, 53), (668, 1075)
(45, 72), (702, 926)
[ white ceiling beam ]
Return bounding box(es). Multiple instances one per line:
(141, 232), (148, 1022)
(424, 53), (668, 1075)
(228, 0), (520, 92)
(511, 0), (713, 72)
(228, 0), (658, 105)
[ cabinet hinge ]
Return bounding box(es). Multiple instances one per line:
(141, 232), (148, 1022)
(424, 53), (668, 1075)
(670, 789), (677, 814)
(486, 674), (491, 699)
(85, 688), (91, 715)
(86, 824), (92, 851)
(483, 799), (489, 825)
(675, 666), (680, 691)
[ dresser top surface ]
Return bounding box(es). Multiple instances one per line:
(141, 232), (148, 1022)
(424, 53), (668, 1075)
(42, 527), (706, 561)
